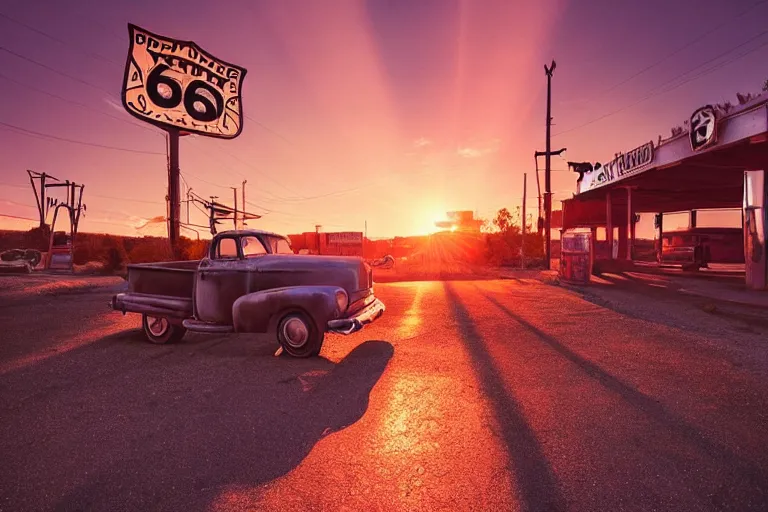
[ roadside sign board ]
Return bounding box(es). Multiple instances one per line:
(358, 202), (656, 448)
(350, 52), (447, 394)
(121, 24), (247, 138)
(327, 232), (364, 245)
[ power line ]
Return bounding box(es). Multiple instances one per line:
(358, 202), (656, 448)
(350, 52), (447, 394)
(181, 171), (235, 190)
(579, 0), (768, 102)
(658, 39), (768, 91)
(554, 29), (768, 137)
(0, 11), (121, 68)
(0, 212), (37, 222)
(0, 199), (35, 209)
(0, 72), (160, 135)
(0, 44), (114, 96)
(0, 182), (27, 190)
(243, 113), (293, 145)
(0, 120), (166, 155)
(208, 141), (298, 198)
(88, 193), (165, 205)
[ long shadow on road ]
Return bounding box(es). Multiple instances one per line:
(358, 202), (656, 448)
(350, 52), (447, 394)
(478, 286), (768, 508)
(444, 282), (565, 512)
(0, 331), (393, 512)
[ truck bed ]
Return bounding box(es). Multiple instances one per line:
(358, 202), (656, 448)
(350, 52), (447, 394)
(126, 260), (199, 299)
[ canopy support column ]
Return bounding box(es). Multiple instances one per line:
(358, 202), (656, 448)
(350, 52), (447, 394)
(627, 187), (634, 260)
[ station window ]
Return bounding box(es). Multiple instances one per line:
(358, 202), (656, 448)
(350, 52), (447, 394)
(595, 227), (606, 241)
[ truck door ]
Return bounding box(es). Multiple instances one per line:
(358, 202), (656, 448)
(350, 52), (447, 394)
(194, 235), (251, 325)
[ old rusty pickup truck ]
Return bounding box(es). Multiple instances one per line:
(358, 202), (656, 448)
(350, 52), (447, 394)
(110, 229), (385, 357)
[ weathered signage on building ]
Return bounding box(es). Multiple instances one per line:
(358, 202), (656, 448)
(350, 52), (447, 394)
(577, 141), (654, 193)
(121, 24), (247, 138)
(327, 232), (364, 245)
(690, 105), (718, 151)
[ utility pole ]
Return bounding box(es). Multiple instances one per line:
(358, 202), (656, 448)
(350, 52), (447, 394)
(186, 187), (192, 224)
(522, 173), (527, 269)
(241, 180), (247, 228)
(231, 186), (238, 230)
(544, 59), (556, 270)
(41, 177), (85, 240)
(27, 170), (59, 229)
(534, 147), (565, 264)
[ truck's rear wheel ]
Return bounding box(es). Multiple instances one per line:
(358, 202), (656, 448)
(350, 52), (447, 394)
(276, 311), (324, 358)
(142, 314), (186, 344)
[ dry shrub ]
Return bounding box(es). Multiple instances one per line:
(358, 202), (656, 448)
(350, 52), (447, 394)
(178, 237), (209, 260)
(127, 238), (173, 263)
(100, 236), (128, 273)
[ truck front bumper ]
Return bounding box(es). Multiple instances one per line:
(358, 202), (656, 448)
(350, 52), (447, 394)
(327, 298), (385, 335)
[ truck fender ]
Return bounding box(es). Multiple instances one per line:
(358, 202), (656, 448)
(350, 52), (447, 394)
(232, 285), (343, 334)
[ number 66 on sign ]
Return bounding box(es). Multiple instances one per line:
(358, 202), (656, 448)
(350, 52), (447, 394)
(121, 24), (247, 139)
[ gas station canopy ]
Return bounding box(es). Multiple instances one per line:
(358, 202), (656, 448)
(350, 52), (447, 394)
(564, 97), (768, 224)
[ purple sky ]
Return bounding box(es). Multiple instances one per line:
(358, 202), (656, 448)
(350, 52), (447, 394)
(0, 0), (766, 238)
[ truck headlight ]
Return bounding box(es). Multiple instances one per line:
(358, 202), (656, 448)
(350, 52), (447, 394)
(335, 289), (348, 313)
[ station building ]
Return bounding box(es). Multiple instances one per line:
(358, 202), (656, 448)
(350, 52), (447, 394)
(561, 96), (768, 290)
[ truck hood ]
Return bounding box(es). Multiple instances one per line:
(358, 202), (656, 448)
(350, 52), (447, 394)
(254, 254), (372, 293)
(259, 254), (364, 270)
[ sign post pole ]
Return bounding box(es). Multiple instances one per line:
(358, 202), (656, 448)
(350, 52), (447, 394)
(167, 128), (181, 257)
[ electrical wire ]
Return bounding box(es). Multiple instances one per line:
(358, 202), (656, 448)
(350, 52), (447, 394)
(0, 72), (161, 136)
(0, 11), (121, 68)
(0, 45), (114, 95)
(554, 29), (768, 137)
(0, 120), (166, 155)
(0, 182), (27, 190)
(243, 114), (293, 145)
(0, 199), (35, 209)
(0, 213), (37, 221)
(88, 193), (165, 205)
(181, 171), (234, 190)
(578, 0), (768, 102)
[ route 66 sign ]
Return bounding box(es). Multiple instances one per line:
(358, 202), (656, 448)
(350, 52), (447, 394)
(689, 105), (717, 151)
(121, 24), (247, 138)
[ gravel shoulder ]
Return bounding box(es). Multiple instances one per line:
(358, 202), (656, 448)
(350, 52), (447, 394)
(549, 274), (768, 376)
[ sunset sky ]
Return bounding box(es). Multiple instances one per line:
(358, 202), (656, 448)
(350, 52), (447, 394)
(0, 0), (766, 239)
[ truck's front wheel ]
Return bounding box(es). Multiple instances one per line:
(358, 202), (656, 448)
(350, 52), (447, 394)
(142, 314), (187, 344)
(276, 311), (324, 358)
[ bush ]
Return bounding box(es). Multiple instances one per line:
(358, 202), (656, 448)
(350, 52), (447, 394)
(485, 230), (544, 266)
(177, 237), (209, 260)
(25, 226), (51, 251)
(73, 235), (104, 265)
(100, 236), (128, 273)
(127, 238), (173, 263)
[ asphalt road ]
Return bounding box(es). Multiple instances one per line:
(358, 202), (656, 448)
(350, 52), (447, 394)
(1, 276), (768, 511)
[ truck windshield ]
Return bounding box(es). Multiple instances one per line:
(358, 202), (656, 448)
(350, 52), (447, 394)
(241, 236), (267, 258)
(266, 236), (293, 254)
